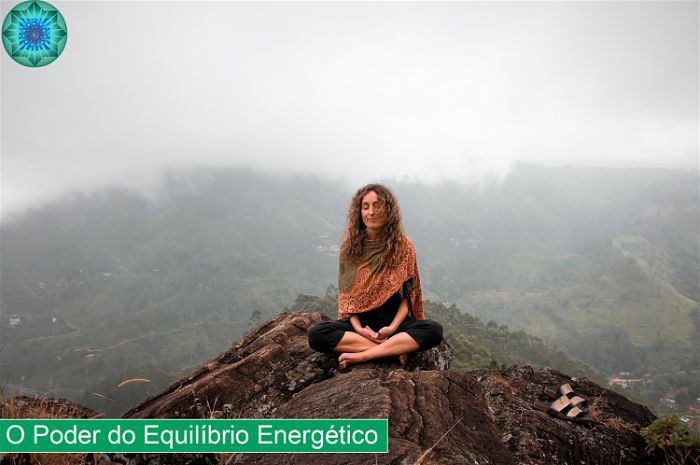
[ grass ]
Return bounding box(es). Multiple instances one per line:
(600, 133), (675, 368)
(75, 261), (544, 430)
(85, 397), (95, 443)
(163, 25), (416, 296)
(0, 389), (99, 465)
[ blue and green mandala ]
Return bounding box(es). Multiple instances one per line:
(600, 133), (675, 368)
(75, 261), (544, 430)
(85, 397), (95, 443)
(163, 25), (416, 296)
(2, 0), (67, 67)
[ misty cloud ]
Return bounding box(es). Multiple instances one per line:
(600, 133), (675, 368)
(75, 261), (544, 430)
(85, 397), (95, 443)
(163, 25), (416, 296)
(2, 1), (698, 217)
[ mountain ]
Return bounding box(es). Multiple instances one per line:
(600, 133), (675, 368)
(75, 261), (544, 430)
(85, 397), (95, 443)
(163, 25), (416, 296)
(5, 311), (673, 465)
(1, 164), (697, 415)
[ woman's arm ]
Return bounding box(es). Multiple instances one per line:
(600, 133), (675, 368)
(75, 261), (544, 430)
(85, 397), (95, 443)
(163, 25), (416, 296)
(376, 297), (409, 340)
(349, 315), (363, 332)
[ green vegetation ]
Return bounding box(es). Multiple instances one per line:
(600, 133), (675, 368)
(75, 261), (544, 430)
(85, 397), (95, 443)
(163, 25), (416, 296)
(0, 165), (697, 417)
(640, 416), (700, 465)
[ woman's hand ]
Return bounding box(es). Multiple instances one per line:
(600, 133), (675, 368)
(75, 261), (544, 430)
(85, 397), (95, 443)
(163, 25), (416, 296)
(349, 315), (386, 343)
(358, 325), (381, 342)
(376, 325), (396, 341)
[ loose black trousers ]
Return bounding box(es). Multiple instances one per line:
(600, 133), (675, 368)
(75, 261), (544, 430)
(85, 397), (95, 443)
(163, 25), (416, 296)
(307, 292), (443, 353)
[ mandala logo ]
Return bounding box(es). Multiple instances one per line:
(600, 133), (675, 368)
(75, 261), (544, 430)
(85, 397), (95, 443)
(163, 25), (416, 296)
(2, 0), (67, 67)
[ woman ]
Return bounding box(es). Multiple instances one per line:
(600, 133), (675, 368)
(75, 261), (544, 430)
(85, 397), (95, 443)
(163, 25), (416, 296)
(308, 183), (443, 369)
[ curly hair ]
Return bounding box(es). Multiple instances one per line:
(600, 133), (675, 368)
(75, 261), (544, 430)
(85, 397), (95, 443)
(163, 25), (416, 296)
(339, 183), (407, 269)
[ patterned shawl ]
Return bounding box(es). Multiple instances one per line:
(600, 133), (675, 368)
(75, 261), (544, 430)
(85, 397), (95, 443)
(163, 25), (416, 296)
(338, 236), (424, 321)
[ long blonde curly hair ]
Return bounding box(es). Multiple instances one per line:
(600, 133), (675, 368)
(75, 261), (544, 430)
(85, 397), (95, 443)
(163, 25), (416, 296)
(339, 184), (407, 269)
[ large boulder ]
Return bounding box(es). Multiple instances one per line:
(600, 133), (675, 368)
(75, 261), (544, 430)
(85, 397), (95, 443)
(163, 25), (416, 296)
(226, 366), (515, 465)
(109, 312), (661, 465)
(123, 312), (451, 420)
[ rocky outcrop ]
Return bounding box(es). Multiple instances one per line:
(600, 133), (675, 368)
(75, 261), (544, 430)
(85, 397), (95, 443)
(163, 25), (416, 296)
(113, 312), (662, 465)
(472, 365), (658, 465)
(0, 397), (99, 465)
(226, 366), (515, 465)
(123, 312), (452, 421)
(1, 395), (98, 420)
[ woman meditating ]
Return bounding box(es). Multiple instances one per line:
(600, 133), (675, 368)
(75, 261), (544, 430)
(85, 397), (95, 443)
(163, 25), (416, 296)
(308, 183), (443, 369)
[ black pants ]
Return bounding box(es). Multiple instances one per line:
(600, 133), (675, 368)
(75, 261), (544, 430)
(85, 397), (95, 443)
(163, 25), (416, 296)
(308, 293), (443, 353)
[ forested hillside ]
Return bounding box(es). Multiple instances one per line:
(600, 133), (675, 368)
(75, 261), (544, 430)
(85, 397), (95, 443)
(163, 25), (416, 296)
(1, 164), (697, 416)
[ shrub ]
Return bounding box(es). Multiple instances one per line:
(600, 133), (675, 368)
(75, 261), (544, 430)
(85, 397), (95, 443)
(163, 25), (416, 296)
(640, 416), (700, 465)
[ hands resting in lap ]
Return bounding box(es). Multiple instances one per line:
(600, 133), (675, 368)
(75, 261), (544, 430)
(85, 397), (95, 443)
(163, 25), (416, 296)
(358, 325), (395, 344)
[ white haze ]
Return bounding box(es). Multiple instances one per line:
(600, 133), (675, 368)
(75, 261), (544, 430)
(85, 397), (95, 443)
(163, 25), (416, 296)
(1, 1), (698, 218)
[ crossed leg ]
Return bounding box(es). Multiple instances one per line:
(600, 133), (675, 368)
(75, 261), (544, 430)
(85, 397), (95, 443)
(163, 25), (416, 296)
(333, 331), (379, 352)
(337, 332), (419, 369)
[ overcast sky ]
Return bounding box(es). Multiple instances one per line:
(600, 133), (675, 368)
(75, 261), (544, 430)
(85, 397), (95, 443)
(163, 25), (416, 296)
(1, 1), (698, 218)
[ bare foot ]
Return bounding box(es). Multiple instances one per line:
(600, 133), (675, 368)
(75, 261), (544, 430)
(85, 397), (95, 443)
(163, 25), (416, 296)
(338, 352), (364, 369)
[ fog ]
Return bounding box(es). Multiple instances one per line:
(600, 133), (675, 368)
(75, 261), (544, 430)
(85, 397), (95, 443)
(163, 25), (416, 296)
(2, 1), (698, 218)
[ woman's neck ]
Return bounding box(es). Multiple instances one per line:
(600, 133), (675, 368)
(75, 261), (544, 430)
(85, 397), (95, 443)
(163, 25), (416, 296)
(365, 228), (381, 241)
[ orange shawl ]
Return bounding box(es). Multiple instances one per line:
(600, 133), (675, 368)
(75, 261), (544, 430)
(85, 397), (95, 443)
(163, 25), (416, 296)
(338, 237), (424, 321)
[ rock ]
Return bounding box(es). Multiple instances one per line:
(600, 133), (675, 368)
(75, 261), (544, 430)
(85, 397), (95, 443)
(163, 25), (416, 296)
(226, 367), (515, 465)
(405, 338), (453, 372)
(0, 396), (99, 465)
(105, 312), (661, 465)
(123, 312), (451, 420)
(1, 395), (98, 419)
(107, 453), (216, 465)
(470, 365), (659, 465)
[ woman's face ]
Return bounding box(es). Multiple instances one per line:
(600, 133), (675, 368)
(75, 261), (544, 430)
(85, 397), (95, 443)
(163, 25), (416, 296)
(361, 190), (386, 233)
